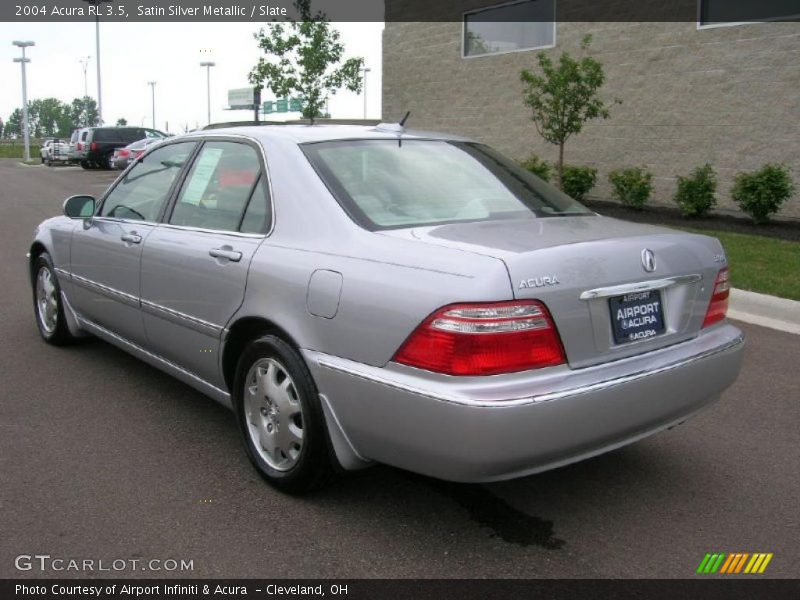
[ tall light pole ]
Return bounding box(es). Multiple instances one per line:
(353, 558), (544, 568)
(79, 56), (91, 126)
(361, 66), (371, 120)
(200, 61), (215, 126)
(12, 41), (35, 162)
(82, 0), (113, 124)
(147, 82), (157, 129)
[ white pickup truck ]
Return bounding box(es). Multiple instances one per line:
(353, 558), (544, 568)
(40, 139), (72, 165)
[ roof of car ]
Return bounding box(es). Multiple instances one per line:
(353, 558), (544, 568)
(183, 124), (472, 144)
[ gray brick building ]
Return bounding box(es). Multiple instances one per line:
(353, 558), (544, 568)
(382, 8), (800, 219)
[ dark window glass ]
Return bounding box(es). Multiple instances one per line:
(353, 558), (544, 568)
(700, 0), (800, 24)
(170, 141), (261, 232)
(100, 142), (196, 222)
(303, 139), (591, 231)
(464, 0), (555, 57)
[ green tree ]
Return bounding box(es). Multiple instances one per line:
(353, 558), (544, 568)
(27, 98), (73, 138)
(0, 117), (4, 139)
(5, 109), (22, 138)
(116, 118), (128, 126)
(249, 0), (364, 124)
(70, 96), (100, 128)
(520, 35), (618, 190)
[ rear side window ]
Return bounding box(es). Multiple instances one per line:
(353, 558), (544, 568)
(239, 177), (271, 234)
(169, 141), (262, 233)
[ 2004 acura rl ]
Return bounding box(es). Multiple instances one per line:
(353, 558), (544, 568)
(28, 124), (744, 492)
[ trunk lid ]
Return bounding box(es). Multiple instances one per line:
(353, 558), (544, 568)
(383, 215), (725, 368)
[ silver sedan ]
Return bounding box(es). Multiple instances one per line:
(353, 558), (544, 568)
(28, 124), (744, 492)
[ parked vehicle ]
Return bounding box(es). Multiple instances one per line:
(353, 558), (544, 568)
(81, 126), (167, 170)
(28, 125), (744, 493)
(69, 128), (90, 164)
(111, 137), (163, 170)
(39, 139), (71, 165)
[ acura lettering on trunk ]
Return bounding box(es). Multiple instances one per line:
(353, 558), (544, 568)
(28, 124), (744, 493)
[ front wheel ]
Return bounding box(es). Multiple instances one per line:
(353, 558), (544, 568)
(32, 252), (77, 345)
(233, 335), (336, 493)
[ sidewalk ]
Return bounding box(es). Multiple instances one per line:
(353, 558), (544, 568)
(729, 288), (800, 335)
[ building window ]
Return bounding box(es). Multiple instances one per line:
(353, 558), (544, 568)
(699, 0), (800, 26)
(463, 0), (556, 58)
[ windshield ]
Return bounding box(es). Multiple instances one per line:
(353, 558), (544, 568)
(302, 139), (591, 230)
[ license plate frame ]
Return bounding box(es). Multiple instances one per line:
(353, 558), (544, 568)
(609, 289), (666, 345)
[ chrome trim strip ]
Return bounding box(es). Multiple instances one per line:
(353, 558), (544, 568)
(76, 316), (231, 405)
(579, 274), (703, 300)
(156, 222), (266, 239)
(141, 299), (223, 336)
(53, 267), (70, 278)
(71, 273), (139, 307)
(317, 333), (744, 408)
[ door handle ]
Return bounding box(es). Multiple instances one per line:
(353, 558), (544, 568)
(209, 247), (242, 262)
(120, 233), (142, 244)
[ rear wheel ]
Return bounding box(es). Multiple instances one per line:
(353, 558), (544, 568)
(233, 335), (336, 493)
(80, 160), (90, 170)
(32, 252), (76, 345)
(105, 152), (115, 170)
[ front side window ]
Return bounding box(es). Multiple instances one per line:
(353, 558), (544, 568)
(303, 139), (591, 230)
(100, 142), (196, 222)
(464, 0), (555, 57)
(169, 141), (262, 232)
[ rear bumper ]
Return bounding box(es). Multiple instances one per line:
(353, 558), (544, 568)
(304, 323), (744, 482)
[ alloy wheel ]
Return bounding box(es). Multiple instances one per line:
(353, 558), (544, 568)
(243, 358), (305, 471)
(36, 266), (58, 334)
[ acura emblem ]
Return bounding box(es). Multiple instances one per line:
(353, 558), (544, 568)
(641, 249), (656, 273)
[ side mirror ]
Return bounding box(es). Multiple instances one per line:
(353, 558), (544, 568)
(63, 195), (96, 218)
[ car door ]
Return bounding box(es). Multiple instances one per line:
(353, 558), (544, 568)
(140, 138), (271, 387)
(68, 141), (198, 346)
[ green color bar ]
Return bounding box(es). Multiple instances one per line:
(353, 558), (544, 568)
(697, 554), (712, 574)
(710, 553), (727, 573)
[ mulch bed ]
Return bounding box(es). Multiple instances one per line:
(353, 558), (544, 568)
(583, 199), (800, 243)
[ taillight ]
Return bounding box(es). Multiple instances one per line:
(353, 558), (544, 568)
(702, 268), (730, 328)
(393, 300), (566, 376)
(119, 149), (130, 157)
(76, 142), (83, 150)
(90, 142), (97, 151)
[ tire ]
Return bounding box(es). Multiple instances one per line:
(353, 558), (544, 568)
(32, 252), (76, 346)
(233, 335), (336, 493)
(80, 160), (90, 170)
(105, 152), (115, 170)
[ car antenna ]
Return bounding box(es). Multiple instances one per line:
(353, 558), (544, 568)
(375, 111), (411, 134)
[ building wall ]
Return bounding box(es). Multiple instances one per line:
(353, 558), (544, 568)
(383, 21), (800, 219)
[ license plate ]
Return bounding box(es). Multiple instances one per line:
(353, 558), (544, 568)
(609, 289), (665, 344)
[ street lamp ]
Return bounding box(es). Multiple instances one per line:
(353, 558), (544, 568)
(200, 61), (216, 126)
(361, 66), (371, 120)
(79, 56), (91, 126)
(147, 81), (157, 130)
(12, 40), (35, 162)
(82, 0), (113, 124)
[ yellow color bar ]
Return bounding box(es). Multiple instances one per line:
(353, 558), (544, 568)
(744, 554), (760, 574)
(758, 554), (773, 574)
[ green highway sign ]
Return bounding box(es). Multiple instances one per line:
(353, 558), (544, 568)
(289, 97), (303, 112)
(263, 101), (274, 114)
(276, 98), (289, 113)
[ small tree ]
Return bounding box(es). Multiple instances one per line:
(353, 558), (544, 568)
(520, 35), (617, 189)
(116, 118), (128, 126)
(249, 0), (364, 124)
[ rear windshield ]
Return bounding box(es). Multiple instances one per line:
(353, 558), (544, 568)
(93, 128), (145, 142)
(302, 140), (591, 230)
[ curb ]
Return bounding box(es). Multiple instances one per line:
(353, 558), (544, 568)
(728, 288), (800, 335)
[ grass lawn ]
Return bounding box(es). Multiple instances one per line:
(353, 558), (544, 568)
(677, 227), (800, 301)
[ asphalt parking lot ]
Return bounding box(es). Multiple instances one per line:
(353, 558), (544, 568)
(1, 158), (798, 579)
